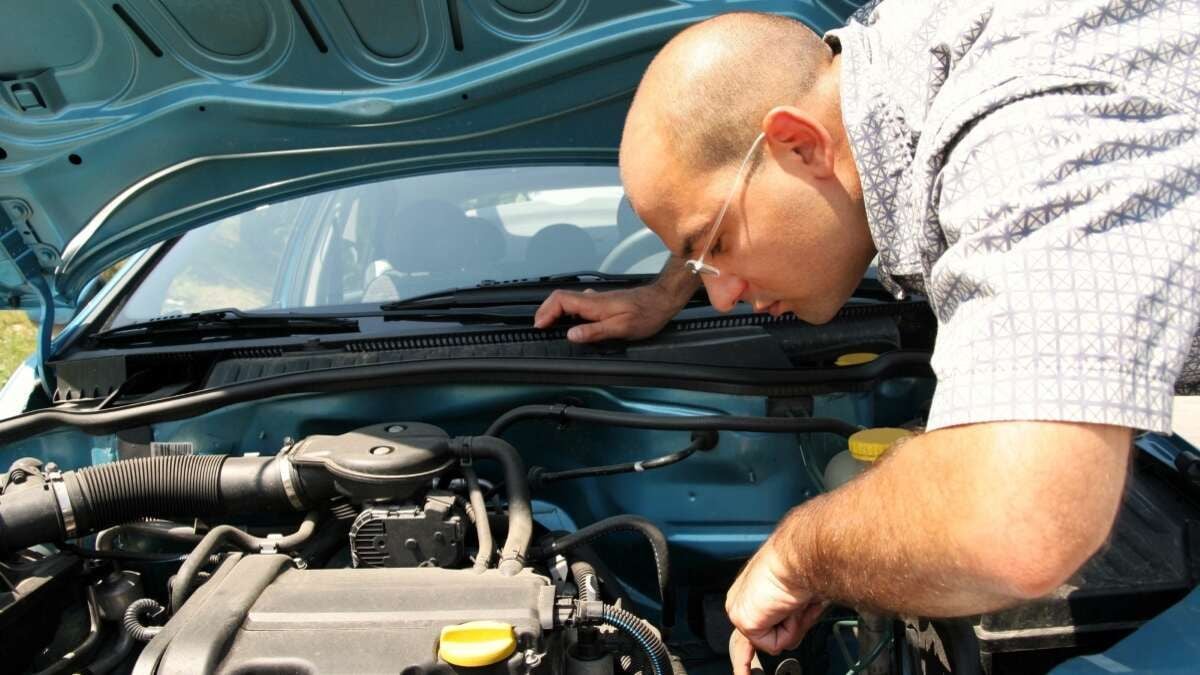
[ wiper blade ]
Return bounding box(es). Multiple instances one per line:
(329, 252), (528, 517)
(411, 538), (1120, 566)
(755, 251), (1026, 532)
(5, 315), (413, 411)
(380, 305), (564, 324)
(380, 272), (656, 311)
(92, 308), (359, 344)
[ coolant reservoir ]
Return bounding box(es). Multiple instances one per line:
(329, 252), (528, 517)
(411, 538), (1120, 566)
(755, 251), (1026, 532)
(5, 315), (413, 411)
(822, 427), (913, 490)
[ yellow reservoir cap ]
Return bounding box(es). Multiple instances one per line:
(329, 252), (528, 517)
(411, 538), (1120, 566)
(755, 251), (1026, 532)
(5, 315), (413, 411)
(848, 427), (913, 462)
(835, 352), (878, 367)
(439, 621), (517, 667)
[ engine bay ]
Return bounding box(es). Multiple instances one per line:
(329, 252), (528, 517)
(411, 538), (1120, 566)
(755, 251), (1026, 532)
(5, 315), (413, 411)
(2, 376), (1198, 675)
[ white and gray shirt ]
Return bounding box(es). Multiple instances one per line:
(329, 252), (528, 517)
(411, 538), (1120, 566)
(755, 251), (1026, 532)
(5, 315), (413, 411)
(827, 0), (1200, 433)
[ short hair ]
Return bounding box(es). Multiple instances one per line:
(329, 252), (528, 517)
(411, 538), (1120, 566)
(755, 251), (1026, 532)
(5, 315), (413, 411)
(635, 12), (831, 172)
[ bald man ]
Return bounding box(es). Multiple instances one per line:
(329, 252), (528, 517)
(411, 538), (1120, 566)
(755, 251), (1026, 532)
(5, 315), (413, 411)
(534, 1), (1200, 673)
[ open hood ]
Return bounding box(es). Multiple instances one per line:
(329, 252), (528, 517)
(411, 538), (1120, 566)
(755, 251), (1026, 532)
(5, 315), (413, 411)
(0, 0), (855, 318)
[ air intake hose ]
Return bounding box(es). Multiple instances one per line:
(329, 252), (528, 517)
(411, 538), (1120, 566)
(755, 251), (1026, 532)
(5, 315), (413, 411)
(0, 455), (332, 555)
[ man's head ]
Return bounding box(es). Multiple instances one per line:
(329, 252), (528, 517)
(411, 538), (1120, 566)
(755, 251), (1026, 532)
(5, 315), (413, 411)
(620, 12), (875, 323)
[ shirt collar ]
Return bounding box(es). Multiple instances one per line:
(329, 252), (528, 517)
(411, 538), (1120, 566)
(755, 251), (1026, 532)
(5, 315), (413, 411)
(825, 23), (923, 300)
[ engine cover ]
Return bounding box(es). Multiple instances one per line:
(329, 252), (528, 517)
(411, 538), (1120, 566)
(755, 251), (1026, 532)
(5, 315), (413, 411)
(135, 554), (556, 675)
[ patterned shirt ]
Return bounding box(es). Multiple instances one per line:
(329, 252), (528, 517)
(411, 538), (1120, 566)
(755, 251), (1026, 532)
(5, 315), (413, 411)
(826, 0), (1200, 433)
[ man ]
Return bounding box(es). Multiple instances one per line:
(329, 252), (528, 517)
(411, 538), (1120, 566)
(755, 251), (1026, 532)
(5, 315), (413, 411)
(533, 0), (1200, 672)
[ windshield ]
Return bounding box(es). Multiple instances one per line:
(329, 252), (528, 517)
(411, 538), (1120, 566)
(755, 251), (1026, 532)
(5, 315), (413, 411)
(110, 166), (666, 328)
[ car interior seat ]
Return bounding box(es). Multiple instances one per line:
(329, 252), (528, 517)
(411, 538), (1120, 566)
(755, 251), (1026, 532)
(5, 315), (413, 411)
(524, 222), (598, 274)
(363, 200), (501, 302)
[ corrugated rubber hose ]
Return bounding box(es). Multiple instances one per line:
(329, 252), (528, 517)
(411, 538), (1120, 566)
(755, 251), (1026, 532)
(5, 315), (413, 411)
(602, 603), (671, 675)
(123, 598), (166, 642)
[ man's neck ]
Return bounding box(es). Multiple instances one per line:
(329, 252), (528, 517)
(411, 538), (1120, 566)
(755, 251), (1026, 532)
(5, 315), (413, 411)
(821, 53), (867, 222)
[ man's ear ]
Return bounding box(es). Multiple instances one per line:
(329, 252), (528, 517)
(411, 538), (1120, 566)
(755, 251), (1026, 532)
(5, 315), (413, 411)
(761, 106), (836, 178)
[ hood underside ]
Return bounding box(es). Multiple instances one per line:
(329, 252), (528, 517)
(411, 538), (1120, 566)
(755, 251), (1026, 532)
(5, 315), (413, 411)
(0, 0), (855, 312)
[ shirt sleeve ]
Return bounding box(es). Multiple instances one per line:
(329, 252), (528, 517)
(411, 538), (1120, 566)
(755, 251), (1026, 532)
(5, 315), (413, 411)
(925, 88), (1200, 433)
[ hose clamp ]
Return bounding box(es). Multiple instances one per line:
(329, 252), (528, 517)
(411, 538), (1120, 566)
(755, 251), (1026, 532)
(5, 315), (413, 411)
(276, 455), (305, 511)
(46, 470), (77, 538)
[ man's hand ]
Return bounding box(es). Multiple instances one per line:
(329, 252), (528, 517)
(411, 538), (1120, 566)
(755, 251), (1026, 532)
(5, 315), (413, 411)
(533, 285), (678, 342)
(726, 540), (827, 674)
(533, 255), (700, 342)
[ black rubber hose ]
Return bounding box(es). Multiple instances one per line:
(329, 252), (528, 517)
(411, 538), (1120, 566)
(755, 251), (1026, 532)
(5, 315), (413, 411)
(463, 465), (493, 572)
(170, 512), (319, 612)
(602, 603), (671, 675)
(530, 432), (716, 487)
(85, 629), (136, 675)
(535, 515), (673, 631)
(449, 436), (531, 576)
(123, 598), (165, 642)
(570, 559), (599, 602)
(67, 455), (226, 532)
(0, 455), (327, 555)
(34, 587), (104, 675)
(57, 542), (186, 562)
(96, 520), (204, 551)
(485, 404), (861, 438)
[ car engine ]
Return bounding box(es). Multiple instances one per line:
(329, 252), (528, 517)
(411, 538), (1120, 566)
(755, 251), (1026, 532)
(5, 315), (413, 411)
(0, 415), (714, 675)
(2, 387), (1198, 675)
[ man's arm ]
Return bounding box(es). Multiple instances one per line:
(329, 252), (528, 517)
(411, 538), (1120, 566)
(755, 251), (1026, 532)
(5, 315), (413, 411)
(726, 421), (1131, 666)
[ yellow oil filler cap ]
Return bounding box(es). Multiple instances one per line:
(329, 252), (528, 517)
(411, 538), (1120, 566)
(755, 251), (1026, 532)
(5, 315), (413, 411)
(835, 352), (878, 367)
(848, 428), (913, 462)
(439, 621), (517, 667)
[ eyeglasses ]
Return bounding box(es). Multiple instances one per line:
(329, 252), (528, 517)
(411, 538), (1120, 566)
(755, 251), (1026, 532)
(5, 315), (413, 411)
(685, 131), (767, 277)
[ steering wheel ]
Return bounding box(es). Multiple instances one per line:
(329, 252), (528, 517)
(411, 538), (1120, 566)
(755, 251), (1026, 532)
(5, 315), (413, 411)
(599, 228), (667, 274)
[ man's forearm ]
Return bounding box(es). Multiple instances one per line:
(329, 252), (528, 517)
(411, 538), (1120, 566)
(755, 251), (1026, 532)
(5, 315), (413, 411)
(767, 422), (1131, 616)
(653, 255), (702, 307)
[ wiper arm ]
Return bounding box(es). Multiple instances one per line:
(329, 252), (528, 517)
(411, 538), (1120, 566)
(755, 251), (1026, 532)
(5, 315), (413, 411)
(92, 308), (359, 344)
(379, 272), (658, 311)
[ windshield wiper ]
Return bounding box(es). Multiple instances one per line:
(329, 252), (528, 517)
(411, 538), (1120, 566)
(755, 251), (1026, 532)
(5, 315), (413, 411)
(92, 308), (359, 344)
(379, 272), (660, 311)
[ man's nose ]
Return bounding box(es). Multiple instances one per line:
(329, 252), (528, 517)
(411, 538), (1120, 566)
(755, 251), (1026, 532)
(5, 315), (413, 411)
(702, 273), (748, 313)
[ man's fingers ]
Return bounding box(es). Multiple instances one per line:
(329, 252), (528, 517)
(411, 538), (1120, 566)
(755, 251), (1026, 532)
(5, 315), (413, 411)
(728, 631), (759, 675)
(534, 289), (614, 329)
(797, 600), (828, 635)
(566, 314), (631, 343)
(739, 601), (827, 657)
(533, 290), (579, 328)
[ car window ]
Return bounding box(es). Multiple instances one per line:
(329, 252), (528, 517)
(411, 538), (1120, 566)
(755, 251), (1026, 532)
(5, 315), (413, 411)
(109, 166), (664, 327)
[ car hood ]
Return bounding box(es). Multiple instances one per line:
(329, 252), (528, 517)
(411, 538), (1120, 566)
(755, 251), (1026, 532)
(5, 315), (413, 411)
(0, 0), (853, 318)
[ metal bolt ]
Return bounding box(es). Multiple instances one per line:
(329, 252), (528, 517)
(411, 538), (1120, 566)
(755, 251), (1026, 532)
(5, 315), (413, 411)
(433, 531), (446, 544)
(370, 446), (394, 455)
(44, 462), (59, 473)
(404, 538), (419, 550)
(10, 203), (28, 219)
(386, 424), (406, 433)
